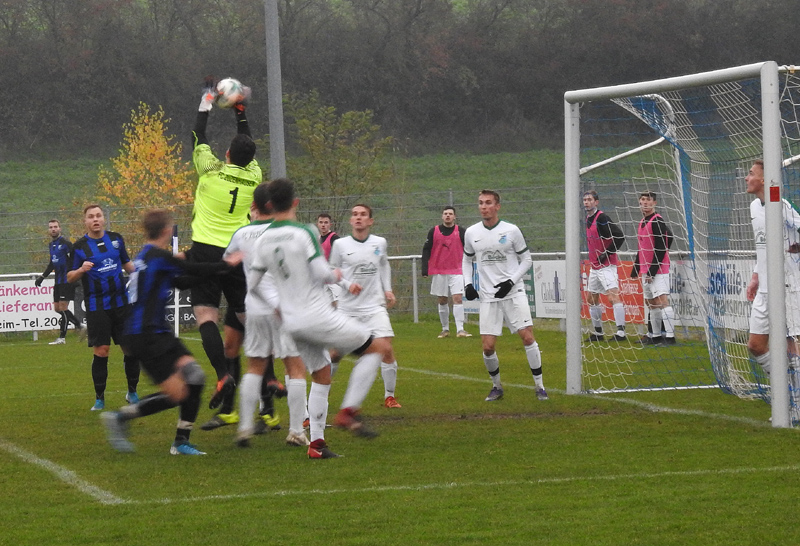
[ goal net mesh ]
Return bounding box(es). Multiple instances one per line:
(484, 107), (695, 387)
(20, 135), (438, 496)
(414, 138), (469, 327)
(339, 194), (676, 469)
(576, 69), (800, 402)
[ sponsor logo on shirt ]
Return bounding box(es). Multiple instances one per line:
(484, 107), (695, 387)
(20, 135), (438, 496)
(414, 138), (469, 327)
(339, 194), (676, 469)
(98, 257), (117, 273)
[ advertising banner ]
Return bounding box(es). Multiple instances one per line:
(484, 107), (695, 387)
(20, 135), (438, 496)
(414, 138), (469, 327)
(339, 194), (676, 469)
(0, 279), (76, 332)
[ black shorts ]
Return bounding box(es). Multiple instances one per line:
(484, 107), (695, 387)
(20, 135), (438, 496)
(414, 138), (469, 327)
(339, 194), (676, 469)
(185, 241), (246, 313)
(224, 305), (245, 332)
(86, 305), (129, 347)
(53, 283), (76, 303)
(123, 333), (192, 385)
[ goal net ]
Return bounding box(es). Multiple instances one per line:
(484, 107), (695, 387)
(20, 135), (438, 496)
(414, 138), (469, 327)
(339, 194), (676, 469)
(563, 63), (800, 423)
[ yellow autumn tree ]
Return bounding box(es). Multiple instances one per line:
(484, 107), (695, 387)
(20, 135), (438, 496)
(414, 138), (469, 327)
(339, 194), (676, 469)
(97, 102), (194, 208)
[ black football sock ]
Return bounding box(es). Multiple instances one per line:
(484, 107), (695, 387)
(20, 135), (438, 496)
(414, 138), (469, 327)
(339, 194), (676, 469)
(124, 355), (140, 393)
(64, 309), (80, 327)
(176, 384), (204, 443)
(91, 356), (109, 400)
(58, 313), (68, 337)
(123, 392), (176, 419)
(264, 355), (277, 382)
(220, 355), (240, 414)
(199, 321), (227, 380)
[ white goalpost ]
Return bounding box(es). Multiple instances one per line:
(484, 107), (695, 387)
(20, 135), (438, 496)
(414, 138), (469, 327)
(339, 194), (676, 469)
(564, 61), (800, 428)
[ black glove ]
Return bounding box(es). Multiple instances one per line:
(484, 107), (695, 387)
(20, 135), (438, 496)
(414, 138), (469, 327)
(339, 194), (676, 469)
(597, 251), (609, 264)
(493, 279), (514, 299)
(34, 276), (44, 287)
(464, 284), (479, 301)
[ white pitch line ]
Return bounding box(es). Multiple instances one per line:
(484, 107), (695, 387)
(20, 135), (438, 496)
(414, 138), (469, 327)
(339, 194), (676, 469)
(0, 439), (128, 505)
(402, 367), (776, 428)
(121, 464), (800, 505)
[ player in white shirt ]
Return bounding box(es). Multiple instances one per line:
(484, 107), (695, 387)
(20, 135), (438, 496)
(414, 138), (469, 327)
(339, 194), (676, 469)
(744, 160), (800, 420)
(329, 204), (402, 409)
(223, 183), (307, 447)
(462, 189), (548, 402)
(248, 179), (391, 456)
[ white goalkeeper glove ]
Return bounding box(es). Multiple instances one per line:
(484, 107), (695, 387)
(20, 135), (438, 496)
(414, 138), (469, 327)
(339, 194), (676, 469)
(199, 76), (216, 113)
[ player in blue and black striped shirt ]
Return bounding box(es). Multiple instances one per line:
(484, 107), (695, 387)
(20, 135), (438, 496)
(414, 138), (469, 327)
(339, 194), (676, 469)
(35, 219), (82, 344)
(101, 209), (238, 455)
(68, 205), (140, 411)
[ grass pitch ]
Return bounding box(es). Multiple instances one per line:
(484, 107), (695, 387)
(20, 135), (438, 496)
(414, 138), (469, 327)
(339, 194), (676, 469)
(1, 318), (798, 545)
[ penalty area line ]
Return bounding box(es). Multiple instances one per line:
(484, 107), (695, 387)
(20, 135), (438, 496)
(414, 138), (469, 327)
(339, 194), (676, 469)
(0, 438), (128, 506)
(125, 464), (800, 505)
(402, 367), (773, 428)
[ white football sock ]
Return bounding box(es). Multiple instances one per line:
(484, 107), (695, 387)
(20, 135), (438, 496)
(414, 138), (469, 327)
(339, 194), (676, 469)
(651, 308), (663, 337)
(613, 302), (626, 332)
(341, 352), (382, 410)
(238, 373), (261, 434)
(525, 342), (544, 388)
(308, 382), (330, 443)
(438, 303), (450, 330)
(453, 304), (465, 331)
(590, 304), (603, 332)
(755, 352), (771, 375)
(663, 306), (675, 336)
(287, 378), (308, 435)
(381, 360), (398, 398)
(483, 352), (501, 388)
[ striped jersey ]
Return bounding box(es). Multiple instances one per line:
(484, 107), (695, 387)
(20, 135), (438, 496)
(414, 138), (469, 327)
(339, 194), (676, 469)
(44, 236), (74, 284)
(125, 244), (230, 335)
(71, 231), (130, 311)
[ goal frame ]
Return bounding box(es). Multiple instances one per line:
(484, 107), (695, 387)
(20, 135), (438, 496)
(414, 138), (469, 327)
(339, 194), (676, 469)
(563, 61), (791, 427)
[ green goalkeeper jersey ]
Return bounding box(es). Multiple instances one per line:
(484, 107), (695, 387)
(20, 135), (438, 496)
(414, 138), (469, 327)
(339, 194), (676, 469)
(191, 143), (262, 248)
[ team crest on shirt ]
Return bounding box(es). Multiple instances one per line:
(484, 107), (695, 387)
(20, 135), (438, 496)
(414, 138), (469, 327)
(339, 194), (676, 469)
(499, 233), (508, 244)
(112, 240), (120, 249)
(373, 245), (381, 255)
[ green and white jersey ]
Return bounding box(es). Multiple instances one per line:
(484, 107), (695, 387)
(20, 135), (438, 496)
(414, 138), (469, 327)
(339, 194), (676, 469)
(249, 220), (334, 330)
(225, 220), (276, 314)
(462, 219), (531, 302)
(329, 234), (391, 314)
(191, 144), (262, 248)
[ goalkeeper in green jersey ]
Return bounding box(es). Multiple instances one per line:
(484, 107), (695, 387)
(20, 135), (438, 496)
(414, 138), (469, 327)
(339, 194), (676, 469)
(185, 77), (262, 419)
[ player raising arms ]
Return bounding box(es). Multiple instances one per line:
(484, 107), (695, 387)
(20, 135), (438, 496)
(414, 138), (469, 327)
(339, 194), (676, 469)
(248, 178), (391, 457)
(462, 190), (548, 402)
(101, 209), (239, 455)
(186, 77), (261, 412)
(329, 204), (402, 409)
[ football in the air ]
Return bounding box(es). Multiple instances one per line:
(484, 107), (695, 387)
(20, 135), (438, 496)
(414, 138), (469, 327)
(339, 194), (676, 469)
(215, 78), (249, 108)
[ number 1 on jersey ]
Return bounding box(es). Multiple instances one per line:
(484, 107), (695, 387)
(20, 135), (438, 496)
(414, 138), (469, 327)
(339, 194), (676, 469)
(228, 187), (239, 214)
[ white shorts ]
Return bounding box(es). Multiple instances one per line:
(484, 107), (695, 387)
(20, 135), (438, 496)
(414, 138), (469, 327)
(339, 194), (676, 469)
(642, 273), (670, 299)
(340, 307), (394, 338)
(587, 266), (619, 294)
(294, 341), (334, 374)
(243, 312), (299, 360)
(479, 292), (533, 336)
(430, 274), (464, 297)
(288, 307), (371, 358)
(749, 291), (800, 336)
